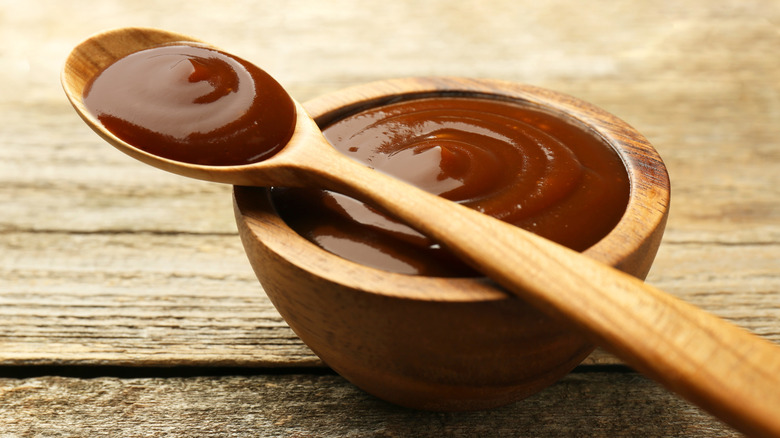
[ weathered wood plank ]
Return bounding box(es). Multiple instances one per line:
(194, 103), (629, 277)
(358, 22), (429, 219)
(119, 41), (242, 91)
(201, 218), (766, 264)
(1, 230), (776, 366)
(0, 372), (739, 437)
(0, 231), (319, 367)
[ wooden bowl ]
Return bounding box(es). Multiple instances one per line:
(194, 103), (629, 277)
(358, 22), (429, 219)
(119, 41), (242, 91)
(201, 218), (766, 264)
(233, 77), (670, 411)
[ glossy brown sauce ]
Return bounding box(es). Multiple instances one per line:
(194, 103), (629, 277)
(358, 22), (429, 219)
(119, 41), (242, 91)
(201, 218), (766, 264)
(83, 43), (296, 166)
(272, 97), (630, 277)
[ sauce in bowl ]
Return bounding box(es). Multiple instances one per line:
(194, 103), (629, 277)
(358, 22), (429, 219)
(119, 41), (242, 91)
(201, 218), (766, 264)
(272, 97), (630, 277)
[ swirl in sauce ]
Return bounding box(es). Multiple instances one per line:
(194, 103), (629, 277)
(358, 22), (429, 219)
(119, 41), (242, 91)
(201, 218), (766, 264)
(83, 43), (295, 166)
(272, 97), (630, 277)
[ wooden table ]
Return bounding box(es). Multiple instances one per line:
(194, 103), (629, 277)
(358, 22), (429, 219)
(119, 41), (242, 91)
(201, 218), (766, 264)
(2, 1), (778, 436)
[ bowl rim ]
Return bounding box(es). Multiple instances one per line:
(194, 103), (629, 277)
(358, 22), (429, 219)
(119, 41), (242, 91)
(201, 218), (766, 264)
(234, 77), (670, 303)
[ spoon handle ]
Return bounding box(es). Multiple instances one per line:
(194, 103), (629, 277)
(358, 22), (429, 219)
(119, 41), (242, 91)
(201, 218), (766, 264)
(280, 138), (780, 438)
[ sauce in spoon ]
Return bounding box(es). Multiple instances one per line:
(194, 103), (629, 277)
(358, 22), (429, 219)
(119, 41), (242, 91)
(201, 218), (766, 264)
(83, 43), (295, 166)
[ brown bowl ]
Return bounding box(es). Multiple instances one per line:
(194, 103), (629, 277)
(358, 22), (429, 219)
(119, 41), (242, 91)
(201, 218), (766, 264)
(233, 77), (670, 411)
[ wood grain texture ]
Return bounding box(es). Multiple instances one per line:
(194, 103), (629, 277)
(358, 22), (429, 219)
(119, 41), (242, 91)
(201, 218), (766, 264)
(0, 372), (740, 437)
(0, 232), (320, 367)
(2, 231), (775, 367)
(1, 0), (779, 435)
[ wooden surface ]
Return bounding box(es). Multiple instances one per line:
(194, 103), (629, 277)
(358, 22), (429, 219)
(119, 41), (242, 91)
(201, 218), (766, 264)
(0, 373), (742, 437)
(1, 0), (778, 436)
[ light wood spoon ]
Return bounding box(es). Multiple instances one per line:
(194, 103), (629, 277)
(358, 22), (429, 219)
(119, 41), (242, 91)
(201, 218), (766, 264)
(62, 27), (780, 437)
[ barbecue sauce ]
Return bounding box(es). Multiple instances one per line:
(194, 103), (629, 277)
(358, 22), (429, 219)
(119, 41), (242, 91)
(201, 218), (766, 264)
(272, 97), (630, 277)
(83, 43), (295, 166)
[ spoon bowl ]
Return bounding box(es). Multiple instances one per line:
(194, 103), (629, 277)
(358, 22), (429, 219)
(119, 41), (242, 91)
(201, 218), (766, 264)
(62, 27), (333, 188)
(63, 27), (780, 437)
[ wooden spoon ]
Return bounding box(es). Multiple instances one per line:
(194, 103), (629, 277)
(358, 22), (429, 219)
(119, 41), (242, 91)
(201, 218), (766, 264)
(62, 27), (780, 437)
